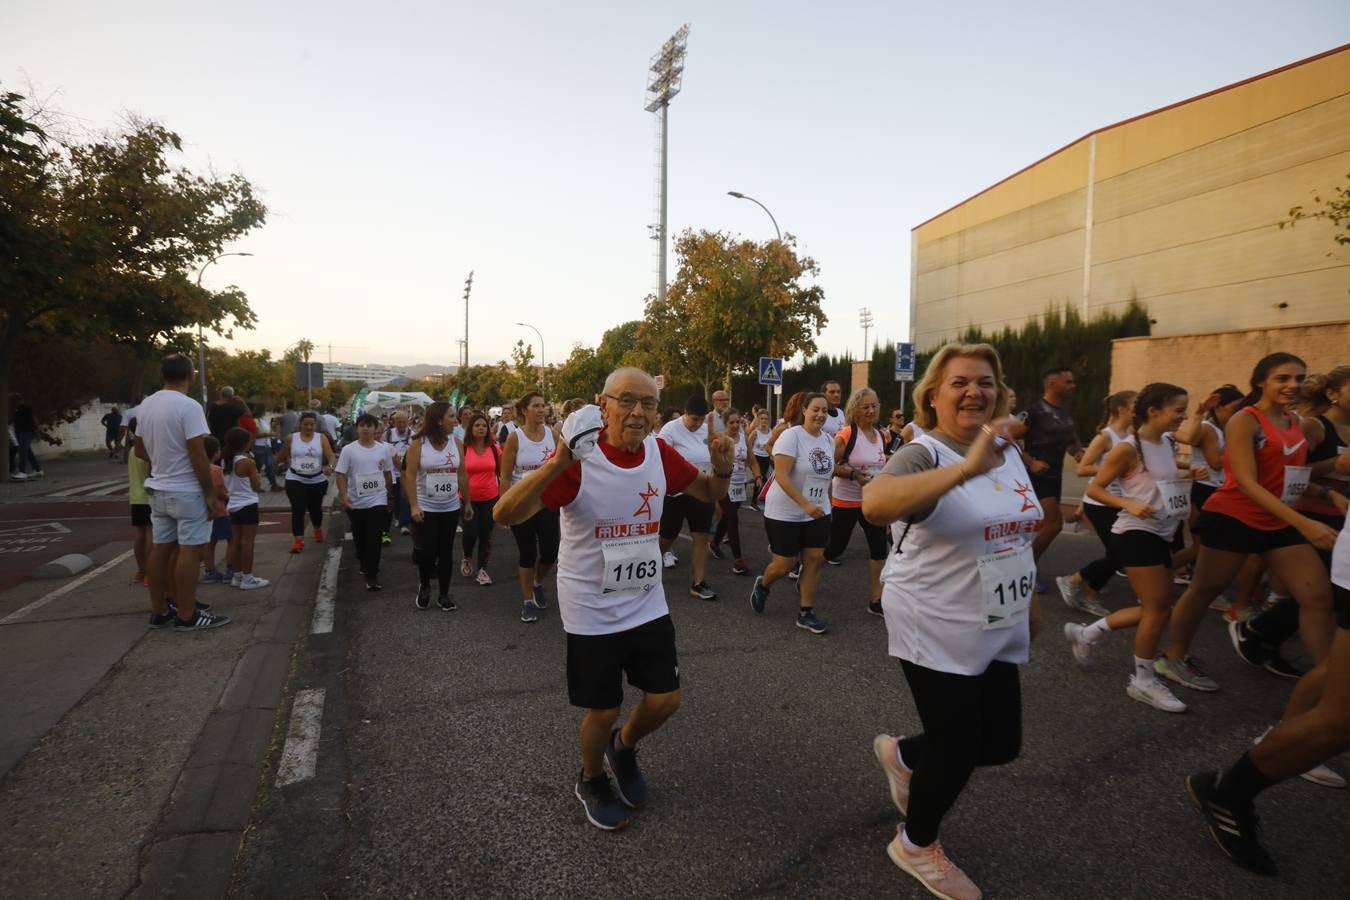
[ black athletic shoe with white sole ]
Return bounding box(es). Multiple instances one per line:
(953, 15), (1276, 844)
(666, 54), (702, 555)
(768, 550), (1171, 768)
(173, 609), (231, 632)
(603, 728), (647, 809)
(574, 770), (631, 831)
(1185, 771), (1277, 876)
(414, 585), (431, 610)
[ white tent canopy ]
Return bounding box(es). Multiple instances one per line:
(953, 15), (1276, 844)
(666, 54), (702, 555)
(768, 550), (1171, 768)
(355, 389), (436, 413)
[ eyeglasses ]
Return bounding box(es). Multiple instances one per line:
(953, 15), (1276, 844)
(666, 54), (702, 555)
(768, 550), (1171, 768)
(604, 393), (659, 412)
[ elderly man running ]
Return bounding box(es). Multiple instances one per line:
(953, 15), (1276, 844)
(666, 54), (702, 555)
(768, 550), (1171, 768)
(495, 367), (733, 831)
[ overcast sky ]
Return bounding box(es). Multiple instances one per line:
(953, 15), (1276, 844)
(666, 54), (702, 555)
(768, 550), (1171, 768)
(6, 1), (1345, 369)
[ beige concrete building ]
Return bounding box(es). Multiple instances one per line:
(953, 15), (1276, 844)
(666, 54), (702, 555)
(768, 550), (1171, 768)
(909, 45), (1350, 362)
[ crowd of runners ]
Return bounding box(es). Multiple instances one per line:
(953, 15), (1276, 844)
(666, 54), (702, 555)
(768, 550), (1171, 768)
(115, 343), (1348, 899)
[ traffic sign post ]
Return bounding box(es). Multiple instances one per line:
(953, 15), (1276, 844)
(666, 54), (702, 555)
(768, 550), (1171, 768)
(759, 356), (783, 423)
(895, 342), (915, 417)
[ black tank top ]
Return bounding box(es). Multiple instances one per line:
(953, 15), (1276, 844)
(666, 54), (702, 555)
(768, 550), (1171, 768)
(1310, 414), (1342, 463)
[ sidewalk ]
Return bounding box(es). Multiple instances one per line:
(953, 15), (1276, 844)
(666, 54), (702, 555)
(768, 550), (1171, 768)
(0, 529), (324, 899)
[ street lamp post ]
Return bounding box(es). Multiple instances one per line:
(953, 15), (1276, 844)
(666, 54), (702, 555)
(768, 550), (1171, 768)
(515, 322), (546, 399)
(195, 252), (253, 405)
(727, 191), (781, 241)
(728, 191), (783, 419)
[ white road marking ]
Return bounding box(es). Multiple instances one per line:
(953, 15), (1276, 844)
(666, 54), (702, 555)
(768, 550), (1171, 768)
(310, 547), (342, 634)
(0, 549), (134, 626)
(46, 479), (124, 497)
(275, 688), (325, 786)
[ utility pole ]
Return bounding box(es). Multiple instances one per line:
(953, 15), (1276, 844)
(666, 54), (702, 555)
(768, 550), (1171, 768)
(462, 270), (474, 369)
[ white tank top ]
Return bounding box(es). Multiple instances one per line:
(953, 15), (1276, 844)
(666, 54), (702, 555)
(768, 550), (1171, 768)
(879, 435), (1042, 676)
(832, 426), (886, 505)
(1111, 433), (1184, 540)
(730, 433), (749, 484)
(225, 453), (258, 511)
(1083, 426), (1126, 506)
(750, 427), (773, 458)
(286, 433), (327, 483)
(1195, 419), (1226, 488)
(909, 422), (927, 440)
(512, 427), (556, 485)
(555, 434), (669, 636)
(414, 437), (462, 513)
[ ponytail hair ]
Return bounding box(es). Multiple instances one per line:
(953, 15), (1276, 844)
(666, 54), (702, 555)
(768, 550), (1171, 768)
(1096, 390), (1138, 431)
(1237, 352), (1306, 411)
(1131, 382), (1187, 472)
(1205, 384), (1244, 422)
(1299, 366), (1350, 413)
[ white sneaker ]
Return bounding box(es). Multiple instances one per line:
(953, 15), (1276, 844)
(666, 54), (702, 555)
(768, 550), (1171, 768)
(1253, 727), (1346, 788)
(475, 569), (493, 586)
(1126, 675), (1187, 713)
(10, 471), (27, 481)
(230, 572), (244, 587)
(1063, 622), (1093, 666)
(663, 551), (677, 569)
(238, 574), (270, 590)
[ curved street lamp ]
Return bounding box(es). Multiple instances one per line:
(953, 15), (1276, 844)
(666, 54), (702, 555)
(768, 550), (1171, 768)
(515, 321), (546, 398)
(727, 191), (781, 241)
(196, 251), (253, 405)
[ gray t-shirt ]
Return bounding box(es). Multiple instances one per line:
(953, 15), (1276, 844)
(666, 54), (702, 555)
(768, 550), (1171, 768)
(278, 411), (300, 443)
(879, 430), (973, 523)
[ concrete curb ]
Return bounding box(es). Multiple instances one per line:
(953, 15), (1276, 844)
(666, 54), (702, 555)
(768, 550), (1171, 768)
(32, 553), (93, 579)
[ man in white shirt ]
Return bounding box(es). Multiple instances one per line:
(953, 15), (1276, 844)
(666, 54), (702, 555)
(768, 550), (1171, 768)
(321, 407), (341, 443)
(383, 411), (414, 536)
(820, 380), (845, 439)
(135, 354), (231, 632)
(709, 389), (731, 434)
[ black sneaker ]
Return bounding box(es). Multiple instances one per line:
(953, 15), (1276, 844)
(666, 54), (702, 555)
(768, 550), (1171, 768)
(438, 592), (457, 611)
(148, 610), (175, 629)
(824, 556), (842, 567)
(414, 584), (431, 610)
(365, 579), (382, 592)
(796, 608), (829, 635)
(787, 562), (802, 580)
(603, 728), (647, 809)
(574, 770), (631, 831)
(707, 541), (725, 561)
(1228, 619), (1269, 668)
(1185, 771), (1277, 876)
(520, 600), (540, 623)
(532, 583), (550, 610)
(1263, 655), (1304, 679)
(867, 599), (884, 617)
(689, 581), (717, 601)
(173, 609), (232, 632)
(750, 575), (769, 613)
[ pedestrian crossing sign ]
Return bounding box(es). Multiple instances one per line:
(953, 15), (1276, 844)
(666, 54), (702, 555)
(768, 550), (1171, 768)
(758, 356), (783, 386)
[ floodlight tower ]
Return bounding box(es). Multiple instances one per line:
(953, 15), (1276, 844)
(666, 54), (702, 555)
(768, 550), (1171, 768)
(859, 307), (874, 357)
(646, 24), (689, 306)
(462, 270), (474, 368)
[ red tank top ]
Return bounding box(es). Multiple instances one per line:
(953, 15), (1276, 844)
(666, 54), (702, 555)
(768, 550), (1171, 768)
(1202, 407), (1308, 530)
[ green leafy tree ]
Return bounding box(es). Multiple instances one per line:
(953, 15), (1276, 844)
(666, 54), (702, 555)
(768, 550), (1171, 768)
(640, 229), (826, 397)
(550, 320), (653, 402)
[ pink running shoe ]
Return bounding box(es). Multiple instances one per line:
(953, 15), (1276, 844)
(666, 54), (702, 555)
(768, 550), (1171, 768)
(872, 734), (911, 815)
(887, 832), (982, 900)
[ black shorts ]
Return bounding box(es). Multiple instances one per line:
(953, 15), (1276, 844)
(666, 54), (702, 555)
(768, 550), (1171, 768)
(1190, 482), (1219, 516)
(210, 516), (232, 542)
(229, 504), (260, 526)
(764, 515), (831, 557)
(1110, 529), (1174, 568)
(1030, 469), (1062, 501)
(131, 504), (151, 528)
(1336, 583), (1350, 631)
(1195, 511), (1306, 556)
(566, 614), (680, 709)
(659, 493), (714, 539)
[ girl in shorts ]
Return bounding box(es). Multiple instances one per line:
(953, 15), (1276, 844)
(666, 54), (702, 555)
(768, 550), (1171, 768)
(1064, 384), (1195, 712)
(711, 408), (750, 574)
(749, 392), (834, 635)
(201, 436), (233, 584)
(223, 427), (269, 590)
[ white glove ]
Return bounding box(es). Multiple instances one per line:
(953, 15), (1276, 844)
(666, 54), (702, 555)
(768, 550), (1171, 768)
(561, 405), (604, 461)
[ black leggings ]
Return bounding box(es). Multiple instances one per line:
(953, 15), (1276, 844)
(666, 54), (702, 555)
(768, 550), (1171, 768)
(412, 509), (461, 595)
(897, 659), (1022, 846)
(1077, 503), (1121, 592)
(824, 505), (888, 561)
(462, 498), (497, 571)
(285, 479), (327, 537)
(511, 508), (560, 569)
(714, 497), (742, 557)
(346, 505), (387, 577)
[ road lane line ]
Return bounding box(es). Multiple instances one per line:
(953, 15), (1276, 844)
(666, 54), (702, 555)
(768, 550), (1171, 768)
(0, 549), (135, 625)
(46, 479), (124, 498)
(310, 547), (342, 635)
(275, 688), (325, 786)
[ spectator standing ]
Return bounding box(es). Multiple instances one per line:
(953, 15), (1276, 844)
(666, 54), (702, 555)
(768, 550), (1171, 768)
(11, 399), (43, 479)
(278, 401), (300, 445)
(207, 387), (243, 441)
(135, 354), (232, 631)
(101, 407), (123, 460)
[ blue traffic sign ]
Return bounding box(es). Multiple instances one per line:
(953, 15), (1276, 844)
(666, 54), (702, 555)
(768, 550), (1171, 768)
(895, 342), (915, 382)
(758, 356), (783, 386)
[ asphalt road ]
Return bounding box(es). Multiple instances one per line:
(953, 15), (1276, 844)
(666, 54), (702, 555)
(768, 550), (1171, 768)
(238, 508), (1350, 899)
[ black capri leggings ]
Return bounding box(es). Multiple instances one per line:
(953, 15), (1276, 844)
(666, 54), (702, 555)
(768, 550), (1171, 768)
(1076, 502), (1121, 592)
(897, 659), (1022, 847)
(412, 509), (461, 595)
(714, 497), (742, 558)
(824, 505), (888, 561)
(285, 479), (327, 537)
(511, 508), (560, 569)
(462, 497), (497, 571)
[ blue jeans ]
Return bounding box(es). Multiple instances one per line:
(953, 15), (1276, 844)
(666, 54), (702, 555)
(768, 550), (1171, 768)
(387, 479), (412, 530)
(253, 443), (278, 487)
(15, 431), (41, 474)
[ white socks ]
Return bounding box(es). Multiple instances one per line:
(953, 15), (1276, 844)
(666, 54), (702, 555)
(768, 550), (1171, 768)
(1082, 617), (1112, 644)
(1134, 655), (1157, 684)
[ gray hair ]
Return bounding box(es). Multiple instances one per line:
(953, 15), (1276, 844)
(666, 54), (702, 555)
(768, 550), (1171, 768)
(603, 367), (657, 396)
